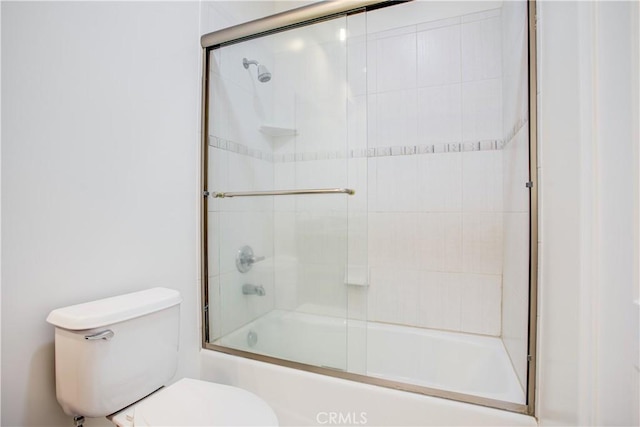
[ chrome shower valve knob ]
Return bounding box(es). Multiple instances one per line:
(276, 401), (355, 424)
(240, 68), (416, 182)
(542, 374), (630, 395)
(236, 245), (265, 273)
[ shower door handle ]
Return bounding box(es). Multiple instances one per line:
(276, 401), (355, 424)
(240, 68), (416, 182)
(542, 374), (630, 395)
(212, 188), (355, 198)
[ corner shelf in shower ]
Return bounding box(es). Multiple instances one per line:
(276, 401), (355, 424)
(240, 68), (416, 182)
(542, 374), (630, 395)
(259, 125), (297, 137)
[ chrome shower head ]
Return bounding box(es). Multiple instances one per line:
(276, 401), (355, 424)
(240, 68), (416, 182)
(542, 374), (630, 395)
(257, 64), (271, 82)
(243, 57), (271, 83)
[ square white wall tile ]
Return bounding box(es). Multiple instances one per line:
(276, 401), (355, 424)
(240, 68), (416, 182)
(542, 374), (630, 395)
(348, 157), (368, 212)
(460, 273), (502, 335)
(274, 162), (296, 212)
(461, 16), (502, 82)
(462, 212), (503, 274)
(295, 211), (326, 265)
(368, 212), (418, 269)
(502, 40), (528, 139)
(371, 24), (415, 40)
(462, 150), (503, 212)
(297, 263), (348, 316)
(462, 78), (502, 142)
(366, 94), (379, 147)
(501, 1), (527, 49)
(324, 212), (350, 265)
(294, 159), (347, 189)
(417, 84), (462, 144)
(274, 254), (298, 311)
(502, 211), (530, 388)
(417, 24), (461, 87)
(274, 212), (296, 257)
(373, 32), (417, 93)
(417, 16), (461, 33)
(367, 157), (378, 213)
(348, 95), (368, 151)
(503, 123), (530, 213)
(208, 74), (228, 140)
(462, 8), (501, 24)
(208, 275), (222, 341)
(366, 37), (378, 94)
(416, 152), (463, 212)
(371, 89), (418, 148)
(295, 211), (348, 266)
(207, 211), (220, 277)
(416, 271), (462, 331)
(348, 38), (367, 97)
(273, 53), (297, 128)
(224, 80), (258, 147)
(501, 0), (528, 137)
(369, 268), (420, 326)
(415, 213), (463, 272)
(295, 97), (347, 154)
(372, 155), (418, 212)
(207, 147), (228, 212)
(348, 211), (368, 269)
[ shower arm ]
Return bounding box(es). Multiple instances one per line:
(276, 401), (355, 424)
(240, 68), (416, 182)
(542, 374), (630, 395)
(242, 58), (259, 69)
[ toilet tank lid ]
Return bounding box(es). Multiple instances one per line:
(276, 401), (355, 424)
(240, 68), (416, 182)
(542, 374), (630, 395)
(46, 287), (182, 330)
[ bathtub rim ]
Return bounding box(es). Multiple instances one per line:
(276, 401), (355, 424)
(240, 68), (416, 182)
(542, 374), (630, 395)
(203, 343), (528, 415)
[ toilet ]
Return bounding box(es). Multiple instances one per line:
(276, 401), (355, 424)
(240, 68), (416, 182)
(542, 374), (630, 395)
(46, 287), (278, 426)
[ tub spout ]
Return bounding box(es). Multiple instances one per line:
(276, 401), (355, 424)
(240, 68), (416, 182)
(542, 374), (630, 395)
(243, 284), (266, 296)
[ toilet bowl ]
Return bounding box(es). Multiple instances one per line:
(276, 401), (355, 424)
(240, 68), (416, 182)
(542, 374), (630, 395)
(46, 288), (278, 426)
(109, 378), (278, 427)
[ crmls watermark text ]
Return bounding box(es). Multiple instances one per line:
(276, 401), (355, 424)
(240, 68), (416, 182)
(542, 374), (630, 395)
(316, 411), (368, 425)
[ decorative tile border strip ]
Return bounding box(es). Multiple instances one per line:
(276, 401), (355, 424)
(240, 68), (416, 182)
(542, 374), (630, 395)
(504, 117), (528, 147)
(210, 135), (503, 163)
(209, 135), (273, 162)
(348, 140), (504, 160)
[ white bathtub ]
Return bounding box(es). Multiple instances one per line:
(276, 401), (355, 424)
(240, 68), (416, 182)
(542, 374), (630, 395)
(213, 310), (525, 404)
(202, 315), (537, 426)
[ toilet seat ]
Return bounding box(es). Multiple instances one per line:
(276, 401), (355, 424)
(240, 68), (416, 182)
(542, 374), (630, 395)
(110, 378), (278, 426)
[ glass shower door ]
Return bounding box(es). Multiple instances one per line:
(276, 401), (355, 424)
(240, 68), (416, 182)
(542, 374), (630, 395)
(206, 16), (353, 371)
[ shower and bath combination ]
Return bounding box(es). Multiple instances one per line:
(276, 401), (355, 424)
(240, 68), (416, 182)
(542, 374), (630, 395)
(204, 0), (536, 418)
(243, 57), (271, 82)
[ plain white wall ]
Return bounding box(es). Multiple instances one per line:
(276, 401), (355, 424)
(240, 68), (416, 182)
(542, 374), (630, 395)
(1, 2), (201, 426)
(537, 1), (640, 425)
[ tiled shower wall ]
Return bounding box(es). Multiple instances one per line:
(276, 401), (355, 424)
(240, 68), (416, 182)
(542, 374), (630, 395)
(363, 8), (505, 336)
(208, 2), (527, 342)
(207, 27), (277, 339)
(500, 0), (530, 390)
(270, 18), (351, 318)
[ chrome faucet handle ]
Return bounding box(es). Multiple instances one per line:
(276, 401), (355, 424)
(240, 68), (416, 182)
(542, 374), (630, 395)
(251, 255), (265, 263)
(236, 245), (265, 273)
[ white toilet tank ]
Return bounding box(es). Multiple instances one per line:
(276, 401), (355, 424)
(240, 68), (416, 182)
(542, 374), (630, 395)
(46, 288), (182, 418)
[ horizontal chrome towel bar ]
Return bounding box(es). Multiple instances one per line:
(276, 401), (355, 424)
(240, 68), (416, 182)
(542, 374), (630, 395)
(212, 188), (355, 198)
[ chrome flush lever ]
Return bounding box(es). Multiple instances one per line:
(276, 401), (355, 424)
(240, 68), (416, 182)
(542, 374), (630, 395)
(236, 245), (265, 273)
(84, 329), (114, 341)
